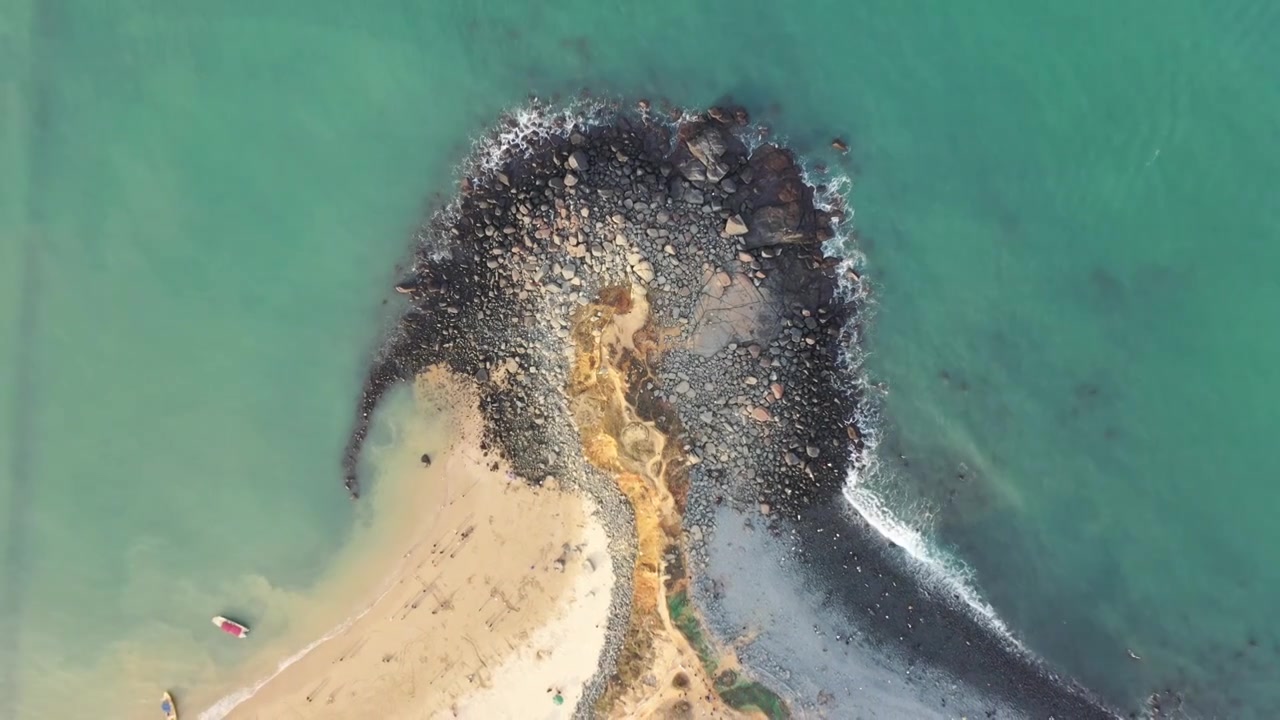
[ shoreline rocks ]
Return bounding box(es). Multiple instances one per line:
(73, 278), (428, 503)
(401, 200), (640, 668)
(341, 103), (1116, 719)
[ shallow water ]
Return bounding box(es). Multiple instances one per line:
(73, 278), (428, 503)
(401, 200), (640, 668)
(2, 0), (1278, 717)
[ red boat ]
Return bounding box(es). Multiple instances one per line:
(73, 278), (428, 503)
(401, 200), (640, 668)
(211, 615), (250, 638)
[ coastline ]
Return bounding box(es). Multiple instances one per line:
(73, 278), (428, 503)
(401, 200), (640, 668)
(216, 368), (614, 719)
(337, 101), (1120, 719)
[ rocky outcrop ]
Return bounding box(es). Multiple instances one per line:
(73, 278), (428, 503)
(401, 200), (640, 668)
(340, 102), (1115, 720)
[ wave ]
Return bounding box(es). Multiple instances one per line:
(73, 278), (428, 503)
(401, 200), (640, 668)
(196, 579), (400, 720)
(797, 149), (1029, 651)
(841, 469), (1020, 644)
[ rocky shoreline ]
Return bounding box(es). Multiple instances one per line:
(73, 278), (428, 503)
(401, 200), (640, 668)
(342, 103), (1118, 718)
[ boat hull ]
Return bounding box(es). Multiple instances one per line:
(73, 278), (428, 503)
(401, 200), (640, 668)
(161, 691), (178, 720)
(211, 615), (250, 638)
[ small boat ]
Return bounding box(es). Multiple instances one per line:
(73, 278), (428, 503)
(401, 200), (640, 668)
(211, 615), (250, 638)
(160, 691), (178, 720)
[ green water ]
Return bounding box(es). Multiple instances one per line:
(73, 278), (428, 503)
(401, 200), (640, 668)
(2, 1), (1278, 718)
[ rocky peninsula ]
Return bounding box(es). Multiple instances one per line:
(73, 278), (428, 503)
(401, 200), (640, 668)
(341, 103), (1120, 719)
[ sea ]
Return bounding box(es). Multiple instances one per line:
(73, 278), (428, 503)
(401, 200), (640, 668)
(2, 1), (1278, 718)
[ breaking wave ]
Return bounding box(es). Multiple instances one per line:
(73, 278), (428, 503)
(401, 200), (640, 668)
(805, 152), (1029, 652)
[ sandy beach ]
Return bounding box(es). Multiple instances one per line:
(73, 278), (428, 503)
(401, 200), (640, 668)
(221, 367), (615, 719)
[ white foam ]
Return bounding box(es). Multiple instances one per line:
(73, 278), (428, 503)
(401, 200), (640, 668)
(841, 466), (1020, 645)
(807, 162), (1029, 653)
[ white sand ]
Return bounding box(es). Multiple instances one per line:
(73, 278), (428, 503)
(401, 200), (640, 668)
(201, 368), (616, 720)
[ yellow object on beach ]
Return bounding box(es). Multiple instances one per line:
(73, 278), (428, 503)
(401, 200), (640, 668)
(161, 691), (178, 720)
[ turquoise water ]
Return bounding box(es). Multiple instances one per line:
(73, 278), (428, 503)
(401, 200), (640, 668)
(2, 1), (1278, 717)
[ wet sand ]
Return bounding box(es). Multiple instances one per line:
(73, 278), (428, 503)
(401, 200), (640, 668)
(221, 368), (615, 719)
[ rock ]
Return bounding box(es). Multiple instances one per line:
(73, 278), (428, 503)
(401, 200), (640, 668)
(568, 150), (589, 172)
(704, 158), (729, 184)
(496, 171), (511, 186)
(674, 380), (691, 394)
(684, 188), (705, 205)
(847, 425), (861, 442)
(677, 157), (707, 184)
(743, 203), (812, 249)
(663, 244), (677, 255)
(770, 382), (784, 400)
(420, 453), (432, 467)
(724, 214), (749, 236)
(750, 407), (772, 422)
(784, 451), (800, 466)
(714, 271), (733, 288)
(476, 368), (490, 383)
(563, 173), (578, 187)
(759, 502), (771, 515)
(394, 283), (416, 294)
(832, 137), (849, 153)
(744, 376), (758, 386)
(806, 445), (820, 458)
(687, 127), (728, 166)
(633, 261), (656, 282)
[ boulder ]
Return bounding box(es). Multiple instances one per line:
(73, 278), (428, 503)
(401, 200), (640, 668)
(568, 150), (590, 171)
(724, 215), (749, 236)
(633, 261), (656, 283)
(677, 157), (707, 183)
(742, 203), (813, 249)
(686, 127), (728, 166)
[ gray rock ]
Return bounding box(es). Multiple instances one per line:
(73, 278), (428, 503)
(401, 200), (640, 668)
(677, 157), (707, 183)
(725, 214), (749, 236)
(568, 150), (590, 172)
(687, 127), (728, 166)
(633, 261), (655, 282)
(564, 173), (579, 187)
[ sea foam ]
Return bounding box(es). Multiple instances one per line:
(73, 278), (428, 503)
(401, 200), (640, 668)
(807, 154), (1030, 653)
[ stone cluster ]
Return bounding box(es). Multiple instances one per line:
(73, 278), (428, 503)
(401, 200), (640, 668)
(342, 105), (864, 714)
